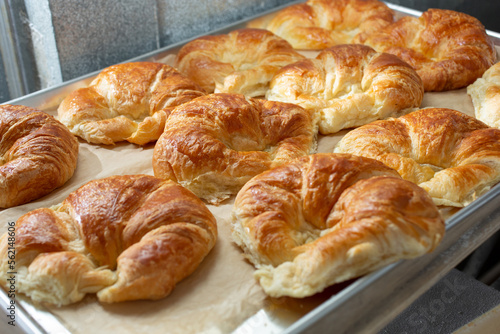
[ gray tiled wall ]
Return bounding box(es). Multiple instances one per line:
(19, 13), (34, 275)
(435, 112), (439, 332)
(47, 0), (160, 82)
(156, 0), (285, 46)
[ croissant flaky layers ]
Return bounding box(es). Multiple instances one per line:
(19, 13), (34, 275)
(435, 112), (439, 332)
(58, 62), (205, 145)
(231, 153), (444, 298)
(0, 175), (217, 305)
(266, 44), (424, 134)
(247, 0), (395, 50)
(175, 28), (305, 97)
(153, 93), (317, 205)
(335, 108), (500, 207)
(363, 9), (496, 91)
(0, 105), (79, 208)
(468, 61), (500, 129)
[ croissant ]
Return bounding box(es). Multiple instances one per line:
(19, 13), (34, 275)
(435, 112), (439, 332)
(334, 108), (500, 207)
(362, 9), (496, 91)
(174, 28), (305, 97)
(247, 0), (394, 50)
(152, 93), (317, 205)
(266, 44), (424, 134)
(0, 175), (217, 305)
(231, 153), (444, 298)
(57, 62), (205, 145)
(467, 61), (500, 128)
(0, 104), (79, 208)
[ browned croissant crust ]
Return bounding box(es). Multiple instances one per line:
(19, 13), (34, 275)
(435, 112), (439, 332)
(231, 153), (444, 298)
(334, 108), (500, 207)
(362, 9), (496, 92)
(467, 61), (500, 128)
(57, 62), (205, 145)
(266, 44), (424, 134)
(174, 28), (305, 96)
(0, 174), (217, 305)
(0, 104), (78, 208)
(247, 0), (394, 50)
(152, 93), (317, 205)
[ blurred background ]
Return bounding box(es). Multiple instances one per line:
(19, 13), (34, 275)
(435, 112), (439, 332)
(0, 0), (499, 104)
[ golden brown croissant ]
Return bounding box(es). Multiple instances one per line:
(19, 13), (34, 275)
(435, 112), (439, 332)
(57, 62), (205, 145)
(0, 104), (79, 208)
(468, 61), (500, 128)
(247, 0), (394, 50)
(152, 93), (317, 205)
(266, 44), (424, 134)
(231, 153), (444, 298)
(362, 9), (496, 91)
(174, 28), (305, 96)
(334, 108), (500, 207)
(0, 175), (217, 305)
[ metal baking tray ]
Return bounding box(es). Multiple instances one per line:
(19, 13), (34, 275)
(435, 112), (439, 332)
(2, 2), (500, 333)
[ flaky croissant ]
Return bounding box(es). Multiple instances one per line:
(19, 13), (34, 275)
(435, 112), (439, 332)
(362, 9), (496, 91)
(0, 104), (79, 208)
(231, 153), (444, 298)
(152, 93), (317, 205)
(247, 0), (394, 50)
(57, 62), (205, 145)
(0, 175), (217, 305)
(174, 28), (305, 97)
(335, 108), (500, 207)
(266, 44), (424, 134)
(468, 61), (500, 128)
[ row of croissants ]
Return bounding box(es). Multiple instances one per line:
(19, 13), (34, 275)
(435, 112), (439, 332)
(0, 0), (499, 307)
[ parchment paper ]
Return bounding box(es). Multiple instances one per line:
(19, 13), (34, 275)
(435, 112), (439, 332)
(0, 41), (498, 334)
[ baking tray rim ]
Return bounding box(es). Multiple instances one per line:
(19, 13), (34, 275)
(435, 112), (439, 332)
(2, 2), (500, 334)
